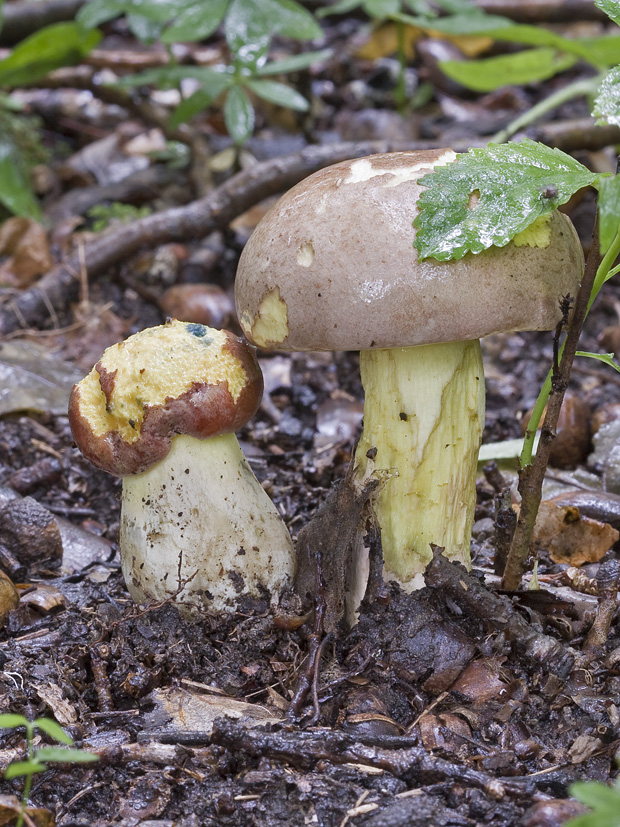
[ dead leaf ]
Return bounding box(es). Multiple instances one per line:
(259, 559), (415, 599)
(0, 572), (19, 627)
(450, 658), (509, 703)
(418, 712), (471, 751)
(533, 500), (619, 566)
(0, 340), (83, 416)
(355, 22), (419, 61)
(19, 584), (66, 614)
(144, 687), (282, 735)
(0, 796), (54, 827)
(0, 218), (52, 287)
(34, 683), (77, 726)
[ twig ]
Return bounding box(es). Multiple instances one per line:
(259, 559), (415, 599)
(501, 222), (603, 591)
(425, 548), (577, 678)
(0, 139), (462, 338)
(583, 559), (620, 658)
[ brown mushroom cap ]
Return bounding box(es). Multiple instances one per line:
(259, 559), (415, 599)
(235, 150), (584, 352)
(69, 320), (263, 476)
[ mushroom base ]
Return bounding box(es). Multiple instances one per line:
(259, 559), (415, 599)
(354, 340), (485, 590)
(119, 433), (295, 615)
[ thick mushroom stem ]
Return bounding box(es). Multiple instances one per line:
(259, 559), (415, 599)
(120, 432), (295, 613)
(354, 340), (485, 590)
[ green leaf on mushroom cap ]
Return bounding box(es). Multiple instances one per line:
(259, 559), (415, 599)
(596, 0), (620, 26)
(414, 140), (601, 261)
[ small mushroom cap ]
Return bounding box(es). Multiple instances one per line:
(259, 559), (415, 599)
(69, 320), (263, 476)
(235, 150), (584, 352)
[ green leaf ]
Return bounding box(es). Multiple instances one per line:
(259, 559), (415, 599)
(78, 0), (179, 28)
(0, 134), (41, 218)
(0, 0), (4, 32)
(224, 84), (254, 144)
(245, 78), (309, 110)
(36, 747), (99, 763)
(598, 174), (620, 255)
(414, 140), (600, 261)
(0, 714), (29, 730)
(570, 779), (620, 811)
(596, 0), (620, 26)
(576, 352), (620, 373)
(440, 48), (576, 93)
(0, 22), (101, 87)
(580, 34), (620, 68)
(316, 0), (363, 18)
(113, 65), (232, 89)
(33, 718), (73, 744)
(226, 0), (322, 43)
(395, 10), (514, 35)
(594, 66), (620, 127)
(5, 760), (47, 779)
(365, 0), (400, 17)
(161, 0), (228, 43)
(126, 12), (163, 42)
(256, 49), (332, 76)
(169, 88), (217, 127)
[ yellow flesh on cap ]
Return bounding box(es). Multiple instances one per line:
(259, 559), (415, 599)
(76, 321), (248, 444)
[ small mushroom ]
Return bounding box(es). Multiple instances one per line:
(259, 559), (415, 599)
(235, 150), (584, 608)
(69, 320), (295, 614)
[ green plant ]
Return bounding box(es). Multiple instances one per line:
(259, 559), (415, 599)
(318, 0), (485, 112)
(87, 202), (152, 232)
(392, 0), (620, 140)
(77, 0), (329, 146)
(0, 13), (101, 218)
(412, 0), (620, 590)
(566, 776), (620, 827)
(0, 713), (98, 827)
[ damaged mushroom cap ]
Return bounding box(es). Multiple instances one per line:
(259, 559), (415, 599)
(69, 320), (263, 477)
(235, 150), (584, 351)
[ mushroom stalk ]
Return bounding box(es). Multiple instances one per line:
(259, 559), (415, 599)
(354, 340), (485, 589)
(121, 432), (294, 612)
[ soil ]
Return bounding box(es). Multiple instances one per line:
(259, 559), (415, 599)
(1, 5), (620, 826)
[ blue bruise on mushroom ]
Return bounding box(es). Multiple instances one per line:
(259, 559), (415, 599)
(186, 322), (214, 344)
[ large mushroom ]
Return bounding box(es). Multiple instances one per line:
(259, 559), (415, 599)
(234, 150), (584, 603)
(69, 319), (295, 614)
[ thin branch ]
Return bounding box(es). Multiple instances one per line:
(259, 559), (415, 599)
(501, 222), (603, 591)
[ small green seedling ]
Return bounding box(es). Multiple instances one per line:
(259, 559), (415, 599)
(566, 776), (620, 827)
(0, 713), (98, 827)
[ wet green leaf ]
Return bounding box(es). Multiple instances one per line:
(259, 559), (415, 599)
(161, 0), (228, 43)
(246, 78), (309, 110)
(0, 22), (101, 87)
(595, 0), (620, 26)
(414, 140), (600, 261)
(226, 0), (321, 43)
(0, 134), (41, 218)
(594, 66), (620, 126)
(598, 174), (620, 255)
(224, 84), (254, 144)
(440, 48), (576, 92)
